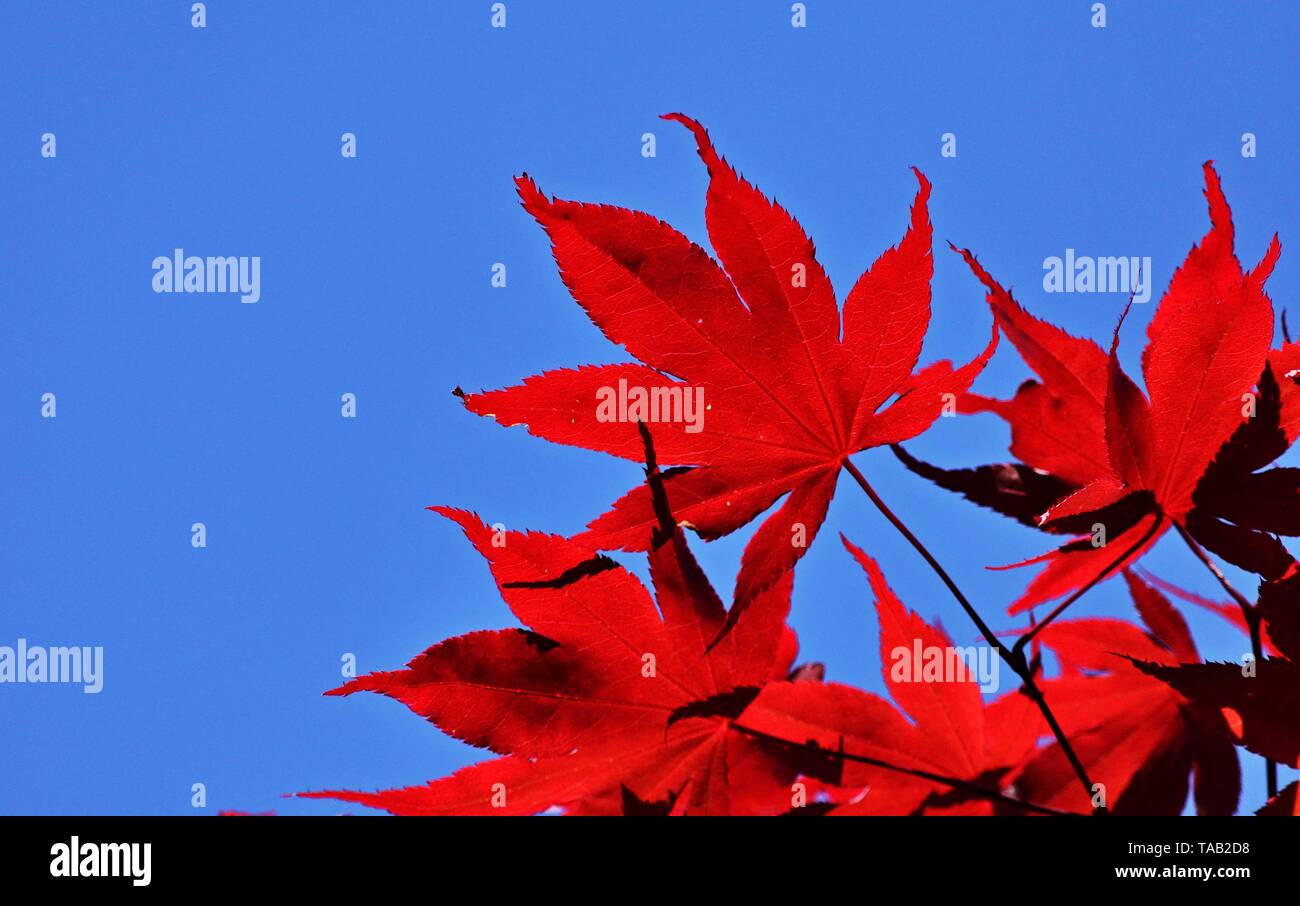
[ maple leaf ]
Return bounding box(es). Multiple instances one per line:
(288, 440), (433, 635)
(298, 445), (830, 815)
(458, 114), (996, 631)
(1011, 571), (1240, 815)
(1188, 362), (1300, 578)
(895, 163), (1286, 610)
(1137, 569), (1263, 644)
(733, 537), (1046, 815)
(1267, 339), (1300, 439)
(1129, 566), (1300, 771)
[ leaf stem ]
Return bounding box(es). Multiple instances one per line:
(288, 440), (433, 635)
(1012, 513), (1166, 656)
(1172, 522), (1253, 611)
(1173, 523), (1278, 800)
(730, 722), (1076, 816)
(842, 458), (1006, 657)
(842, 457), (1103, 813)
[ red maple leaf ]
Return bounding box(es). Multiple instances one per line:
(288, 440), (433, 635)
(457, 114), (996, 630)
(299, 462), (830, 815)
(733, 537), (1046, 816)
(1137, 569), (1254, 635)
(896, 164), (1286, 610)
(1130, 566), (1300, 772)
(1011, 571), (1240, 815)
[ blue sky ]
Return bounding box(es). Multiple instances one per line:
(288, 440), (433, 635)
(2, 1), (1296, 815)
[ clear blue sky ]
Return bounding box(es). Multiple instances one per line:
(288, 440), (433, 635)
(3, 1), (1296, 815)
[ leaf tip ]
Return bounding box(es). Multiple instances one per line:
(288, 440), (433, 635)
(514, 172), (549, 213)
(661, 112), (722, 171)
(909, 165), (932, 195)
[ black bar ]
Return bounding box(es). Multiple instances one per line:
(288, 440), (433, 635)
(0, 816), (1280, 891)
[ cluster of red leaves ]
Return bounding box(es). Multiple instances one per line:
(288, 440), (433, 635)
(899, 164), (1290, 609)
(302, 117), (1296, 816)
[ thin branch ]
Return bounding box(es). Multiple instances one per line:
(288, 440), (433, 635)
(842, 458), (1009, 659)
(731, 723), (1076, 817)
(1172, 522), (1253, 612)
(1173, 523), (1277, 800)
(841, 457), (1102, 813)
